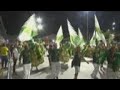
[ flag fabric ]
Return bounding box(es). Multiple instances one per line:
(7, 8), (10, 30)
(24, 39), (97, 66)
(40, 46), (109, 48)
(90, 30), (97, 47)
(78, 28), (86, 50)
(67, 19), (80, 47)
(56, 25), (64, 48)
(90, 15), (107, 47)
(18, 14), (38, 42)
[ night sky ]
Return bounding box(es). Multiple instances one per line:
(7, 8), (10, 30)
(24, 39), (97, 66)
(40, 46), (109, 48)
(0, 11), (120, 38)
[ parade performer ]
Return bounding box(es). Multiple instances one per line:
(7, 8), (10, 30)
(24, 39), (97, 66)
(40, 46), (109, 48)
(91, 47), (100, 79)
(99, 44), (120, 79)
(71, 46), (89, 79)
(19, 42), (31, 79)
(51, 43), (61, 79)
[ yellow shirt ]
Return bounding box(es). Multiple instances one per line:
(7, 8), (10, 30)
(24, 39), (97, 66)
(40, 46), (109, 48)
(0, 46), (9, 56)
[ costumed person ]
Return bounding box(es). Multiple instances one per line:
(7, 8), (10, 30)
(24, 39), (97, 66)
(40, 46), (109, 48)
(12, 44), (19, 75)
(91, 41), (107, 79)
(51, 43), (61, 79)
(91, 46), (100, 79)
(106, 45), (117, 79)
(111, 44), (120, 79)
(71, 46), (89, 79)
(100, 44), (118, 79)
(19, 42), (31, 79)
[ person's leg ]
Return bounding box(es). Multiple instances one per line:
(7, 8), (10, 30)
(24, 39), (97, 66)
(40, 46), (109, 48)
(107, 67), (115, 79)
(74, 66), (80, 79)
(5, 57), (8, 68)
(24, 64), (30, 79)
(51, 62), (56, 79)
(23, 64), (27, 79)
(1, 57), (4, 68)
(23, 64), (31, 79)
(91, 63), (99, 78)
(48, 58), (51, 68)
(55, 62), (61, 79)
(27, 63), (31, 79)
(13, 59), (17, 74)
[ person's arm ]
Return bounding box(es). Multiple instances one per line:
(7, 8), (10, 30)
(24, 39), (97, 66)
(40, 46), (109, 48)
(19, 50), (23, 62)
(80, 52), (89, 64)
(6, 47), (11, 59)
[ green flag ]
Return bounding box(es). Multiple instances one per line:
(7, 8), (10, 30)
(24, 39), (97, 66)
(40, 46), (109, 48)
(78, 28), (85, 50)
(90, 15), (107, 47)
(67, 19), (80, 47)
(18, 14), (38, 42)
(56, 25), (64, 48)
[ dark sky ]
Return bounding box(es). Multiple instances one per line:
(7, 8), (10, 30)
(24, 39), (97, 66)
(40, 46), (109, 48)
(0, 11), (120, 38)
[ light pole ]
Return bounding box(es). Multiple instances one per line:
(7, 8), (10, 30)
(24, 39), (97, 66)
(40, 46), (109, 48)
(87, 11), (89, 40)
(85, 11), (89, 41)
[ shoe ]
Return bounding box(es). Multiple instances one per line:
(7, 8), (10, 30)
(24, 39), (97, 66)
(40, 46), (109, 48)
(56, 77), (58, 79)
(91, 74), (95, 79)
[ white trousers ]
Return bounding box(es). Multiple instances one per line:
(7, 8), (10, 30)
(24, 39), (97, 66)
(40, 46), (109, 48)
(23, 63), (31, 79)
(74, 66), (80, 74)
(91, 63), (100, 78)
(51, 62), (61, 79)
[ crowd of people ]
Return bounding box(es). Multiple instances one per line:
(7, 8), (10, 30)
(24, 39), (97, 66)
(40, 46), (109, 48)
(0, 39), (120, 79)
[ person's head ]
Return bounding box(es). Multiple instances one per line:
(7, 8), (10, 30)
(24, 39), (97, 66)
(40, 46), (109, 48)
(23, 42), (29, 49)
(76, 46), (80, 52)
(53, 43), (57, 49)
(49, 44), (53, 49)
(111, 45), (116, 52)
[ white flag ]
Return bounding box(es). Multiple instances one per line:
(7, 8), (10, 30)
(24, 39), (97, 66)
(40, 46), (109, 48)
(18, 14), (38, 42)
(56, 25), (64, 48)
(67, 19), (80, 47)
(78, 28), (85, 49)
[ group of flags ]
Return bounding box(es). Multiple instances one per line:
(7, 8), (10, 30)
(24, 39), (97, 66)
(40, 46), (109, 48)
(56, 14), (107, 49)
(18, 14), (107, 49)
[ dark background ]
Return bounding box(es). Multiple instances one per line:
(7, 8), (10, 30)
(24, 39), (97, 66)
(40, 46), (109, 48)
(0, 11), (120, 38)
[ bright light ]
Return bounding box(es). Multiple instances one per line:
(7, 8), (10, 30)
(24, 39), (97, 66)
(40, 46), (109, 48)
(84, 11), (90, 14)
(112, 27), (115, 30)
(36, 17), (42, 23)
(112, 22), (116, 26)
(37, 25), (43, 30)
(52, 40), (55, 43)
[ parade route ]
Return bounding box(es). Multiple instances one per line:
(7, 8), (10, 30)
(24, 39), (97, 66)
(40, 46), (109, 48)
(1, 53), (107, 79)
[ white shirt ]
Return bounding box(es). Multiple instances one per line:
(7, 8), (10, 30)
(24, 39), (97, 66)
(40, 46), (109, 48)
(13, 48), (19, 59)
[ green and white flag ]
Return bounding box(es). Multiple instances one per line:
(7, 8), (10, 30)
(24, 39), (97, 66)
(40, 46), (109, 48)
(90, 30), (97, 47)
(56, 25), (64, 48)
(67, 19), (80, 47)
(18, 14), (38, 42)
(90, 15), (107, 47)
(78, 28), (85, 50)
